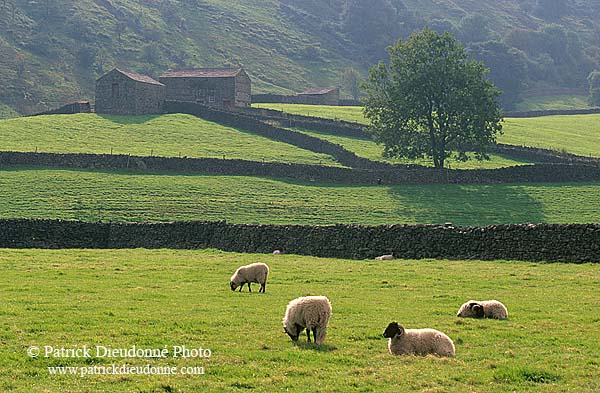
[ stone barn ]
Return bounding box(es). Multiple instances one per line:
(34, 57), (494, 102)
(159, 67), (251, 109)
(297, 87), (340, 106)
(95, 68), (165, 115)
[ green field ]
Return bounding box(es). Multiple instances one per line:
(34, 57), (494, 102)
(295, 128), (535, 169)
(257, 104), (600, 157)
(0, 113), (340, 166)
(1, 167), (599, 225)
(1, 249), (598, 392)
(513, 94), (593, 111)
(254, 103), (367, 124)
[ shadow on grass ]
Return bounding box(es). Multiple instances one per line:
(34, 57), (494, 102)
(293, 341), (337, 352)
(96, 114), (162, 125)
(387, 183), (546, 226)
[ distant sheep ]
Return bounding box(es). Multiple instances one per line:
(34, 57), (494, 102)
(230, 263), (269, 293)
(375, 254), (394, 261)
(383, 322), (455, 357)
(272, 250), (283, 255)
(457, 300), (508, 320)
(283, 296), (332, 344)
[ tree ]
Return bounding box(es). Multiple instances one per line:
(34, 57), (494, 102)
(588, 71), (600, 107)
(363, 28), (503, 169)
(468, 41), (528, 109)
(340, 67), (362, 101)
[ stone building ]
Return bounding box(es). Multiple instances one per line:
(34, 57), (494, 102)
(95, 68), (165, 115)
(159, 68), (251, 109)
(297, 87), (340, 106)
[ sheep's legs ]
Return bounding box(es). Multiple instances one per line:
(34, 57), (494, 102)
(312, 328), (319, 344)
(260, 283), (266, 293)
(238, 285), (243, 292)
(306, 328), (311, 343)
(247, 283), (252, 292)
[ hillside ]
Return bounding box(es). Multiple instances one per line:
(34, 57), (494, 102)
(1, 0), (599, 115)
(0, 113), (340, 166)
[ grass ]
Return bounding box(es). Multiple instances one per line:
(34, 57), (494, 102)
(1, 167), (599, 225)
(295, 128), (536, 169)
(500, 115), (600, 157)
(1, 248), (599, 392)
(0, 113), (340, 166)
(256, 104), (600, 157)
(513, 95), (593, 111)
(253, 103), (367, 123)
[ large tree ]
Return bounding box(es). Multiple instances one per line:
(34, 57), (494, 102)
(588, 70), (600, 107)
(363, 28), (503, 169)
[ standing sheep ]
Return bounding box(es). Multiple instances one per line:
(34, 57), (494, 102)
(230, 263), (269, 293)
(282, 296), (332, 344)
(383, 322), (455, 357)
(456, 300), (508, 320)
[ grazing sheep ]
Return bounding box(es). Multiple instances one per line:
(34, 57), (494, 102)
(383, 322), (455, 357)
(282, 296), (332, 344)
(272, 250), (283, 255)
(457, 300), (508, 320)
(230, 263), (269, 293)
(375, 254), (394, 261)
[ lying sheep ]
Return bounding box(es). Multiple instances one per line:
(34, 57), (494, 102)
(457, 300), (508, 320)
(383, 322), (455, 357)
(230, 263), (269, 293)
(283, 296), (332, 344)
(375, 254), (394, 261)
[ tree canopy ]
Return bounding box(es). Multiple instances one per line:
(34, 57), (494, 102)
(363, 28), (504, 169)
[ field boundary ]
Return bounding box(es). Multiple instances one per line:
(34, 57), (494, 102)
(3, 151), (600, 184)
(0, 219), (598, 262)
(504, 108), (600, 118)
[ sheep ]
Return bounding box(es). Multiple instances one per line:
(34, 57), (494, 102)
(456, 300), (508, 320)
(282, 296), (332, 344)
(383, 322), (455, 357)
(272, 250), (283, 255)
(375, 254), (394, 261)
(230, 263), (269, 293)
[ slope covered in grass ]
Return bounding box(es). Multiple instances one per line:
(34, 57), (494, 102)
(1, 249), (599, 391)
(1, 168), (599, 225)
(295, 128), (535, 169)
(501, 115), (600, 157)
(0, 113), (340, 166)
(257, 104), (600, 157)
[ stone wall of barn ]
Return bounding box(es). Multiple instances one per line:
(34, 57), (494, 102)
(160, 76), (237, 109)
(95, 72), (164, 115)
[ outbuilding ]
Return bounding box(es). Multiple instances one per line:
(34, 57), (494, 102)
(95, 68), (165, 115)
(159, 67), (251, 109)
(297, 87), (339, 105)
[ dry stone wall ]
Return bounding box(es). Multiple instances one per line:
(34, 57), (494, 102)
(2, 151), (600, 185)
(0, 219), (598, 263)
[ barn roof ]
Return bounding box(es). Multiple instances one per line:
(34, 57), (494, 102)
(298, 87), (338, 96)
(160, 68), (243, 78)
(114, 69), (164, 86)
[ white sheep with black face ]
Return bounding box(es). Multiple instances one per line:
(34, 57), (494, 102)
(383, 322), (455, 357)
(282, 296), (332, 344)
(457, 300), (508, 320)
(230, 263), (269, 293)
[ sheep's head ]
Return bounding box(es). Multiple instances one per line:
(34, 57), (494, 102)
(383, 322), (404, 338)
(457, 301), (484, 318)
(230, 281), (238, 291)
(283, 323), (301, 341)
